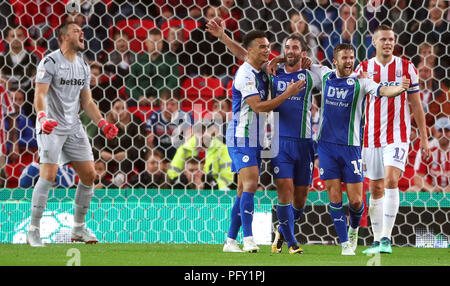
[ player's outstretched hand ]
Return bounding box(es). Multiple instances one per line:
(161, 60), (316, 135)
(98, 119), (118, 140)
(206, 18), (225, 39)
(38, 112), (58, 135)
(286, 79), (306, 97)
(401, 75), (410, 91)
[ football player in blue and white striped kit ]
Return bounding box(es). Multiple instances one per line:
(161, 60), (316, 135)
(211, 29), (305, 253)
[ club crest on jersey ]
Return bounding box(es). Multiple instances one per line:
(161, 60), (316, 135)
(347, 78), (355, 85)
(396, 70), (402, 77)
(298, 73), (306, 81)
(274, 166), (279, 174)
(242, 155), (249, 163)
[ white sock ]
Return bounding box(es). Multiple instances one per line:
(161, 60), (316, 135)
(349, 226), (359, 233)
(369, 196), (384, 242)
(382, 188), (400, 240)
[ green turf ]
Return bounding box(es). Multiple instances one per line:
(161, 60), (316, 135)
(0, 243), (448, 266)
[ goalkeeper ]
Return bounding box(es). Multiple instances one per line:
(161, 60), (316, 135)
(27, 21), (118, 247)
(167, 123), (233, 190)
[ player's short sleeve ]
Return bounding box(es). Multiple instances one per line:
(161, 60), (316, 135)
(82, 60), (91, 91)
(234, 70), (259, 99)
(309, 64), (332, 86)
(35, 56), (56, 84)
(407, 62), (419, 95)
(359, 78), (381, 98)
(307, 69), (322, 90)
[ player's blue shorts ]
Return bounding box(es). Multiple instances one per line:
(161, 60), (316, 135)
(227, 137), (263, 174)
(317, 140), (364, 183)
(271, 137), (315, 186)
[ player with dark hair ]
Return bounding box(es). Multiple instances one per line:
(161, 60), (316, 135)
(311, 43), (411, 255)
(355, 25), (429, 254)
(215, 28), (305, 253)
(27, 21), (118, 247)
(207, 20), (318, 254)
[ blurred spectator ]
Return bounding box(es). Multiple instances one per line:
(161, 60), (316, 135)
(4, 88), (37, 162)
(0, 25), (39, 110)
(125, 28), (180, 106)
(19, 161), (76, 189)
(415, 60), (449, 128)
(371, 0), (414, 48)
(283, 10), (321, 64)
(238, 0), (292, 51)
(93, 99), (147, 179)
(154, 0), (208, 19)
(104, 30), (135, 80)
(185, 21), (235, 78)
(303, 0), (339, 35)
(146, 93), (194, 160)
(168, 123), (233, 190)
(411, 0), (449, 51)
(0, 83), (16, 187)
(94, 160), (119, 189)
(398, 127), (422, 191)
(80, 61), (124, 140)
(11, 0), (65, 40)
(171, 157), (205, 190)
(321, 4), (375, 67)
(127, 150), (170, 189)
(218, 0), (243, 41)
(414, 117), (449, 193)
(107, 0), (154, 24)
(0, 1), (14, 32)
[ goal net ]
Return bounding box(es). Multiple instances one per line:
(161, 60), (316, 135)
(0, 0), (448, 247)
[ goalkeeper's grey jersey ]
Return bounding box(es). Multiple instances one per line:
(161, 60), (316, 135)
(35, 49), (91, 135)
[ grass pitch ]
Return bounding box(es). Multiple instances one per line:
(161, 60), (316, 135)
(0, 243), (448, 266)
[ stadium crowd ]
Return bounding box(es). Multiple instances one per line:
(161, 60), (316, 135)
(0, 0), (448, 192)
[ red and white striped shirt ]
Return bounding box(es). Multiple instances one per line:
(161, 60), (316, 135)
(414, 139), (449, 188)
(1, 85), (16, 155)
(356, 56), (419, 148)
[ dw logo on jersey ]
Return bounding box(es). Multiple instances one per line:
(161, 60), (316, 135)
(327, 87), (348, 99)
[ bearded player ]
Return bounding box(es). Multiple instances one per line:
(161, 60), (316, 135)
(356, 25), (430, 254)
(27, 21), (118, 247)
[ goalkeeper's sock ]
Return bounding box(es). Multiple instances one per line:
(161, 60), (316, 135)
(382, 188), (400, 240)
(290, 205), (305, 234)
(30, 178), (52, 228)
(329, 201), (348, 243)
(227, 195), (241, 240)
(276, 204), (297, 248)
(348, 202), (364, 229)
(369, 196), (384, 242)
(240, 191), (255, 238)
(73, 181), (94, 230)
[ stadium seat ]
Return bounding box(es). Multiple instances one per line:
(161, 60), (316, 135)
(160, 19), (201, 41)
(181, 77), (224, 112)
(110, 19), (156, 52)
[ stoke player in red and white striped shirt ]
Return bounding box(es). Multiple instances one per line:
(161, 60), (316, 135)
(356, 25), (430, 254)
(0, 83), (16, 186)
